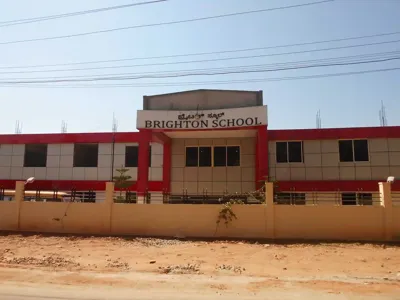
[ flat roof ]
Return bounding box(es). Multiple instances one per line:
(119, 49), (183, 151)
(143, 88), (261, 98)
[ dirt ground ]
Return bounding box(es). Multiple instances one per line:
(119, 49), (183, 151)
(0, 233), (399, 298)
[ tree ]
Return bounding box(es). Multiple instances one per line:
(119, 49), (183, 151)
(112, 167), (134, 203)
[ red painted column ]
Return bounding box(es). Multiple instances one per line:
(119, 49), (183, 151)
(137, 130), (151, 196)
(256, 126), (268, 189)
(163, 141), (171, 193)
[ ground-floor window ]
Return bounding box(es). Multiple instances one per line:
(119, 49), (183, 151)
(341, 193), (372, 205)
(275, 192), (306, 205)
(126, 191), (137, 203)
(74, 191), (96, 203)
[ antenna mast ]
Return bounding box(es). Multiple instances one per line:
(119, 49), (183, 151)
(15, 120), (22, 134)
(316, 110), (322, 129)
(112, 113), (118, 133)
(379, 101), (388, 127)
(61, 120), (68, 133)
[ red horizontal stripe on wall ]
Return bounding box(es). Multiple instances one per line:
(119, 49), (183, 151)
(0, 180), (164, 191)
(277, 180), (400, 192)
(268, 126), (400, 141)
(0, 132), (141, 144)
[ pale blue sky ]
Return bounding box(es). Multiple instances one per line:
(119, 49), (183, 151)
(0, 0), (399, 134)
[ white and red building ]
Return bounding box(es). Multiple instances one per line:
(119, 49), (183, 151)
(0, 89), (399, 204)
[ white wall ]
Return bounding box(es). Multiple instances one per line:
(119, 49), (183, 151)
(0, 142), (163, 182)
(269, 138), (400, 181)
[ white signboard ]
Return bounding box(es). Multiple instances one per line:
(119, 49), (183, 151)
(137, 105), (268, 130)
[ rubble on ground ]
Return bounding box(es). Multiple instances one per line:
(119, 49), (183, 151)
(132, 238), (185, 247)
(105, 258), (130, 270)
(0, 254), (79, 268)
(158, 263), (201, 274)
(216, 264), (245, 274)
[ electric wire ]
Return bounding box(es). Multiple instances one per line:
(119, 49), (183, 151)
(1, 50), (399, 81)
(1, 29), (399, 70)
(0, 0), (167, 27)
(0, 0), (333, 45)
(0, 39), (399, 75)
(1, 54), (399, 84)
(1, 67), (398, 89)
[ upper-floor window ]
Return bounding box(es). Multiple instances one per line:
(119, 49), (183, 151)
(24, 144), (47, 167)
(73, 144), (98, 167)
(185, 146), (240, 167)
(339, 140), (369, 162)
(125, 145), (151, 167)
(125, 146), (138, 167)
(276, 141), (303, 163)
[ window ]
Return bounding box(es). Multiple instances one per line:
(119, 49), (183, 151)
(149, 145), (152, 167)
(75, 191), (96, 203)
(276, 141), (303, 163)
(275, 193), (306, 205)
(24, 144), (47, 167)
(227, 146), (240, 166)
(341, 193), (373, 205)
(213, 146), (240, 167)
(126, 191), (137, 203)
(214, 147), (226, 167)
(125, 146), (138, 167)
(73, 144), (98, 167)
(339, 140), (369, 162)
(186, 146), (240, 167)
(358, 193), (373, 205)
(354, 140), (369, 161)
(185, 147), (212, 167)
(341, 193), (357, 205)
(199, 147), (212, 167)
(186, 147), (199, 167)
(125, 145), (152, 167)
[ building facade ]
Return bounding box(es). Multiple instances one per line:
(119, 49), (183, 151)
(0, 89), (399, 204)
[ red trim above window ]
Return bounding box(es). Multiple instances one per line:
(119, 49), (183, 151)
(0, 132), (141, 144)
(269, 126), (400, 141)
(277, 180), (400, 192)
(0, 180), (163, 191)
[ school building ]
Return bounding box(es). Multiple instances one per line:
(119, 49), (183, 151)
(0, 89), (399, 204)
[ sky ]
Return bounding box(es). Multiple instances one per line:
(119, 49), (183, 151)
(0, 0), (399, 134)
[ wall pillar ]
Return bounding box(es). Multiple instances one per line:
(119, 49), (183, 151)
(256, 126), (268, 189)
(105, 182), (115, 204)
(265, 181), (275, 239)
(105, 182), (114, 233)
(379, 182), (393, 241)
(163, 141), (171, 193)
(15, 181), (25, 231)
(137, 131), (151, 204)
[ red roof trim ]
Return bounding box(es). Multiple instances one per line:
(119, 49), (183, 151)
(268, 126), (400, 141)
(0, 132), (141, 144)
(1, 126), (399, 144)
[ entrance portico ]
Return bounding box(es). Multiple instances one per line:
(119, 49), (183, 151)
(136, 89), (268, 199)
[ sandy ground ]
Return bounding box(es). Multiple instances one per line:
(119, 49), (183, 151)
(0, 233), (399, 299)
